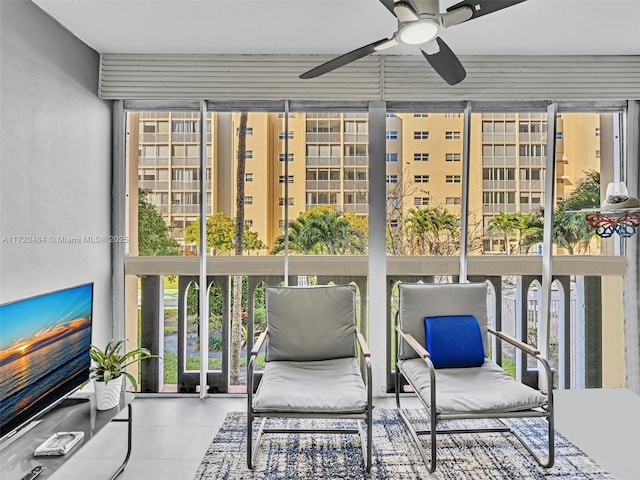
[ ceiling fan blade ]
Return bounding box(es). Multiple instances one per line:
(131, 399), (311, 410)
(379, 0), (397, 15)
(446, 0), (527, 21)
(421, 37), (466, 86)
(379, 0), (420, 16)
(300, 38), (394, 79)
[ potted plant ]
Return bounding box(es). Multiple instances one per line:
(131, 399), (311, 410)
(89, 339), (157, 410)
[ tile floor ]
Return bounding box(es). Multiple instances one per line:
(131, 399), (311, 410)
(45, 389), (640, 480)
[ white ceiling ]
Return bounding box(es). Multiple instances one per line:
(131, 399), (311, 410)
(32, 0), (640, 56)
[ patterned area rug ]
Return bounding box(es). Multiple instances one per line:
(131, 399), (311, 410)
(193, 409), (615, 479)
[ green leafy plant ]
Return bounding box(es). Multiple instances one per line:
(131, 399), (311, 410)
(89, 339), (158, 390)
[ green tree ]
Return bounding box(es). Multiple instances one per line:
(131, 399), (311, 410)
(487, 212), (533, 255)
(137, 189), (181, 256)
(404, 207), (459, 255)
(184, 211), (264, 255)
(270, 206), (366, 255)
(522, 170), (600, 254)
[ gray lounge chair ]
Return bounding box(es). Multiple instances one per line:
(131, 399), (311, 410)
(247, 284), (373, 471)
(395, 282), (554, 472)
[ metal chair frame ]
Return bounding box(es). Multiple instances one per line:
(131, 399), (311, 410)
(247, 328), (373, 471)
(395, 302), (554, 473)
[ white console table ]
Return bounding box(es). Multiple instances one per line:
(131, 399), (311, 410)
(0, 392), (134, 480)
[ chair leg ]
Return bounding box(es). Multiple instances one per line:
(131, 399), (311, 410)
(246, 411), (253, 469)
(509, 415), (555, 468)
(366, 405), (373, 472)
(397, 407), (437, 473)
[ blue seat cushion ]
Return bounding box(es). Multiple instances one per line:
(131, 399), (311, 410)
(424, 315), (485, 368)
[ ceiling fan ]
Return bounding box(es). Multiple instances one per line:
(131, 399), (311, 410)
(300, 0), (528, 85)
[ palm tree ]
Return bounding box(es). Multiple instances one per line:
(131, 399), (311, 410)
(404, 207), (459, 255)
(270, 207), (366, 255)
(522, 170), (600, 255)
(231, 112), (248, 385)
(487, 212), (533, 255)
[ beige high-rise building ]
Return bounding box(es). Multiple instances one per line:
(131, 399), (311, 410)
(128, 110), (602, 255)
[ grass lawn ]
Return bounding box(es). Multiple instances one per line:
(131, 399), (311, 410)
(162, 352), (265, 385)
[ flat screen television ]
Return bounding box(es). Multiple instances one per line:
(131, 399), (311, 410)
(0, 283), (93, 440)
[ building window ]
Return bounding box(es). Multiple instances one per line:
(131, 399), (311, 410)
(445, 131), (461, 139)
(445, 153), (461, 162)
(414, 197), (430, 206)
(414, 153), (429, 162)
(414, 131), (430, 140)
(413, 113), (429, 118)
(595, 127), (601, 136)
(414, 175), (430, 183)
(278, 197), (294, 206)
(386, 153), (398, 162)
(556, 132), (563, 140)
(386, 175), (398, 184)
(278, 131), (294, 139)
(278, 153), (294, 161)
(446, 175), (461, 183)
(389, 219), (399, 228)
(446, 197), (462, 205)
(243, 150), (253, 159)
(386, 131), (398, 140)
(236, 127), (254, 135)
(386, 113), (397, 118)
(596, 150), (601, 158)
(278, 175), (294, 183)
(245, 219), (253, 228)
(244, 173), (253, 182)
(445, 113), (461, 118)
(244, 196), (253, 205)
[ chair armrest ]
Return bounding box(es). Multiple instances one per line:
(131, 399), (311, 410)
(489, 328), (539, 356)
(356, 332), (371, 358)
(251, 328), (268, 357)
(396, 326), (430, 359)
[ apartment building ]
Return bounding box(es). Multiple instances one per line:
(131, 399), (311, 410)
(130, 110), (602, 254)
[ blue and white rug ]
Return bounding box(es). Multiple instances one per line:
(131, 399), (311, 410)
(193, 409), (615, 479)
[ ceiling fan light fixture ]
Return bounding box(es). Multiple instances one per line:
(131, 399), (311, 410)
(398, 20), (439, 45)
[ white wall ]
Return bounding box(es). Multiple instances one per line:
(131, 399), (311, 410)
(0, 0), (113, 346)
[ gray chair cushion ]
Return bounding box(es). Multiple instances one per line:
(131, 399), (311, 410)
(398, 357), (547, 415)
(252, 357), (367, 414)
(265, 285), (357, 362)
(398, 283), (489, 360)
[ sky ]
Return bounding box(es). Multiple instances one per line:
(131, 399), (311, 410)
(0, 283), (93, 351)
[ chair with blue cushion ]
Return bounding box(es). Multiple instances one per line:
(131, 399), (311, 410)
(247, 284), (372, 471)
(395, 282), (554, 472)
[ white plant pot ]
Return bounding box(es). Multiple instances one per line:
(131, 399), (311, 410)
(94, 375), (123, 410)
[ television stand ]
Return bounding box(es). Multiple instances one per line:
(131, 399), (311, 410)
(0, 392), (134, 480)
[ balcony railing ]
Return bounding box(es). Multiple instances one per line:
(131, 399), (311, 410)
(519, 156), (546, 166)
(140, 133), (170, 143)
(139, 157), (169, 167)
(306, 132), (341, 142)
(483, 204), (518, 213)
(306, 156), (341, 166)
(482, 133), (517, 143)
(171, 157), (201, 167)
(343, 133), (369, 142)
(171, 132), (199, 142)
(305, 180), (341, 190)
(126, 255), (626, 394)
(482, 180), (517, 190)
(139, 180), (169, 190)
(344, 155), (368, 166)
(482, 156), (517, 166)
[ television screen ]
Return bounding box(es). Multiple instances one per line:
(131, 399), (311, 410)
(0, 283), (93, 439)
